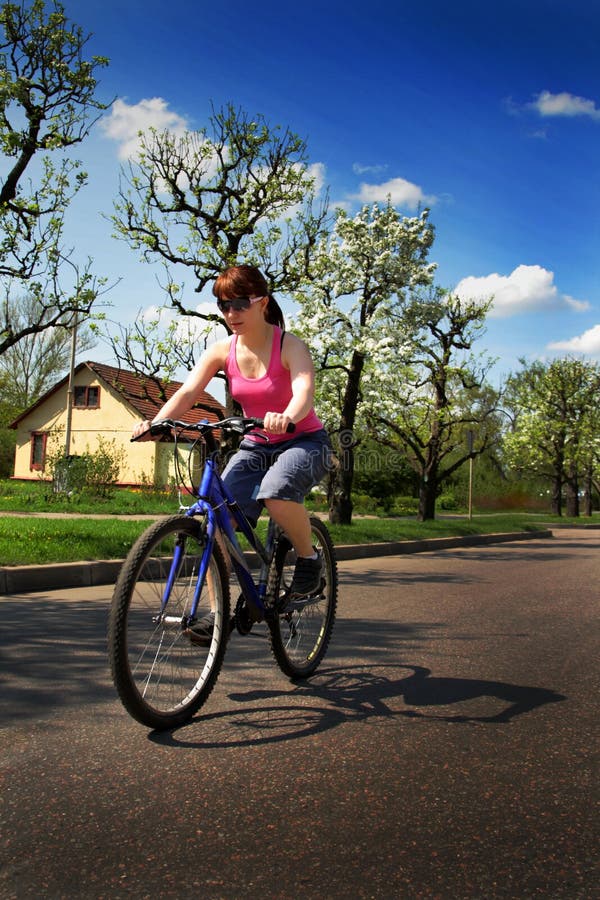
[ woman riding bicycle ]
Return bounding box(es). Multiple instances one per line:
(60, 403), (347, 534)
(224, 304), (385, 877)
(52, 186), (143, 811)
(132, 264), (332, 614)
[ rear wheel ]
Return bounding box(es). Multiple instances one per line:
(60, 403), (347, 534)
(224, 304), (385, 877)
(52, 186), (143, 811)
(268, 517), (337, 679)
(108, 515), (230, 729)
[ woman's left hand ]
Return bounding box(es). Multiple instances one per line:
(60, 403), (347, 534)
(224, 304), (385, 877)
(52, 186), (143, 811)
(263, 411), (293, 434)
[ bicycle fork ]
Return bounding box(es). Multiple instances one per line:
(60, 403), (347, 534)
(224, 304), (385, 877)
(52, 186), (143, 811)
(153, 524), (215, 632)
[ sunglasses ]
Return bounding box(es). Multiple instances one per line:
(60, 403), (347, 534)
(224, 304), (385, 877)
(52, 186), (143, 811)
(216, 296), (263, 314)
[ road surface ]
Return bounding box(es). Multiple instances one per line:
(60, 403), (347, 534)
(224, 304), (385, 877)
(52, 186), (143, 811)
(1, 529), (598, 898)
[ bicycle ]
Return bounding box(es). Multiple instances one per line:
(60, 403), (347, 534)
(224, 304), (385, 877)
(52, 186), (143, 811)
(108, 415), (338, 730)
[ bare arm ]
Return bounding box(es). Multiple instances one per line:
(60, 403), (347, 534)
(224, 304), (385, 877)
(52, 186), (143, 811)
(132, 339), (229, 440)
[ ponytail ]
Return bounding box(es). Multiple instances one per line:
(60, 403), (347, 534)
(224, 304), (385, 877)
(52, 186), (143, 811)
(265, 295), (285, 329)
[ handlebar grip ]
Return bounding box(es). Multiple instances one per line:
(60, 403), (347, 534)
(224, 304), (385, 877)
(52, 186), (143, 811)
(250, 418), (296, 434)
(149, 421), (172, 437)
(130, 421), (172, 442)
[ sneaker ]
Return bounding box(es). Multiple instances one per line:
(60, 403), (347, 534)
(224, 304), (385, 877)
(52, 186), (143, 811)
(186, 611), (215, 646)
(288, 551), (324, 600)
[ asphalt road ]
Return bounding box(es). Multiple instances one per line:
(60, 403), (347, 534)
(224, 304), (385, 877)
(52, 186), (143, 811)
(1, 529), (598, 899)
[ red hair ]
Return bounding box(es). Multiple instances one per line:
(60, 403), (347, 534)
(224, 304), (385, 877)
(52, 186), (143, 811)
(212, 264), (285, 329)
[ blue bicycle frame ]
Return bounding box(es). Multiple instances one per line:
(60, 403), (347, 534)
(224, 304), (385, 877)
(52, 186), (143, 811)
(170, 446), (281, 624)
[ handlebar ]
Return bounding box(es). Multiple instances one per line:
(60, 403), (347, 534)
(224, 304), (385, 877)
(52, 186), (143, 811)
(131, 415), (296, 443)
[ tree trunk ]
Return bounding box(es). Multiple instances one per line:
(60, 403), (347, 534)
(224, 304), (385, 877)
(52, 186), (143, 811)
(417, 474), (437, 521)
(583, 471), (593, 517)
(329, 491), (354, 525)
(328, 350), (364, 526)
(550, 475), (562, 516)
(329, 438), (355, 524)
(565, 474), (579, 517)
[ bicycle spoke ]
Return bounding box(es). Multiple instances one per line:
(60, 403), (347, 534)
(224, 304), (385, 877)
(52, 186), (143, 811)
(108, 515), (230, 729)
(268, 517), (337, 678)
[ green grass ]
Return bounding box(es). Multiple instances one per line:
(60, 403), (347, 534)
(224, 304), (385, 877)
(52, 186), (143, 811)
(0, 479), (180, 515)
(327, 513), (551, 546)
(1, 480), (596, 566)
(0, 511), (580, 567)
(0, 517), (160, 566)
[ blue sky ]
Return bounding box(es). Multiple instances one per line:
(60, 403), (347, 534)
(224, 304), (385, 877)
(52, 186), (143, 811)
(58, 0), (600, 386)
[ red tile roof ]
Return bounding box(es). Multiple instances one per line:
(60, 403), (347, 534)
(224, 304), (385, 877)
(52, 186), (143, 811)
(10, 361), (225, 429)
(86, 361), (223, 424)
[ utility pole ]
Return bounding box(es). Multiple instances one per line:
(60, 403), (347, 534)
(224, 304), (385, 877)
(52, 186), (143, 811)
(64, 314), (78, 457)
(467, 430), (474, 521)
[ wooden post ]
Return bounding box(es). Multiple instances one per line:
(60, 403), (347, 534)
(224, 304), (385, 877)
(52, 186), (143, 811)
(467, 430), (474, 521)
(468, 456), (473, 521)
(64, 315), (78, 457)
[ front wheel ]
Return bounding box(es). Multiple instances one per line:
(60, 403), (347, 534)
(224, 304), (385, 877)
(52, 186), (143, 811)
(267, 516), (337, 679)
(108, 514), (230, 730)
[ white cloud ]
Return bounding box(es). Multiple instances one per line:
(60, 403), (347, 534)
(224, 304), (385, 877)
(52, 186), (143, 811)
(100, 97), (189, 159)
(140, 304), (168, 323)
(563, 294), (591, 313)
(454, 264), (590, 318)
(175, 303), (226, 345)
(532, 90), (600, 121)
(547, 325), (600, 355)
(307, 162), (326, 194)
(352, 162), (388, 176)
(330, 198), (352, 212)
(138, 300), (226, 344)
(352, 176), (437, 210)
(274, 161), (328, 222)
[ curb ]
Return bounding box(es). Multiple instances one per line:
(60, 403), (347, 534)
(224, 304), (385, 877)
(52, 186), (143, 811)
(333, 529), (552, 560)
(0, 529), (552, 595)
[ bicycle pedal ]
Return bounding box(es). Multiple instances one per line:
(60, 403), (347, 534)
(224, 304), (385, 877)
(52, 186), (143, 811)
(185, 627), (213, 647)
(280, 579), (326, 613)
(234, 595), (258, 635)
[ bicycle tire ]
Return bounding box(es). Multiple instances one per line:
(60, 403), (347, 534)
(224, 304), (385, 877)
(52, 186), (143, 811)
(267, 516), (337, 679)
(108, 514), (230, 730)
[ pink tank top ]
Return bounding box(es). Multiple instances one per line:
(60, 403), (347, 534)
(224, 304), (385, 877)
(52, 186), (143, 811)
(224, 326), (324, 444)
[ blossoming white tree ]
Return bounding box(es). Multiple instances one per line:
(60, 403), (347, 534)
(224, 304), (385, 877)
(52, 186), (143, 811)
(363, 288), (498, 520)
(293, 201), (435, 523)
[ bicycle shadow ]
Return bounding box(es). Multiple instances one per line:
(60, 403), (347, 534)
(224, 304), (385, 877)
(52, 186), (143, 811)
(149, 663), (566, 749)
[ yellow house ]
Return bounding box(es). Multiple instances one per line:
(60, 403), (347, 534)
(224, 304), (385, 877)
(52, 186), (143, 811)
(9, 361), (224, 487)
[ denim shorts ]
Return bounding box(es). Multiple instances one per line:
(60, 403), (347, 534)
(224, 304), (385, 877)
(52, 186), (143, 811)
(221, 428), (332, 524)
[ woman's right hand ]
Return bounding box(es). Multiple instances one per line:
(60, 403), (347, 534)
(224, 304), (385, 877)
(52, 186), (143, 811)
(132, 420), (153, 441)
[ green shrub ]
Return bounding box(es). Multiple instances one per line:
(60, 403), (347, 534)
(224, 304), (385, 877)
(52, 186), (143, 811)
(48, 436), (125, 499)
(390, 495), (419, 516)
(351, 493), (379, 515)
(438, 491), (459, 510)
(84, 437), (124, 497)
(51, 454), (89, 494)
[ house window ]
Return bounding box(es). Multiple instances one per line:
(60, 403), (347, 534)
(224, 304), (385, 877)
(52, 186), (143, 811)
(30, 432), (47, 471)
(74, 385), (100, 408)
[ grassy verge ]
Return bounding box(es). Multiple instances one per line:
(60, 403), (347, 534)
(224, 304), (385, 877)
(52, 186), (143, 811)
(0, 512), (564, 567)
(327, 514), (552, 546)
(0, 517), (157, 566)
(0, 480), (181, 515)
